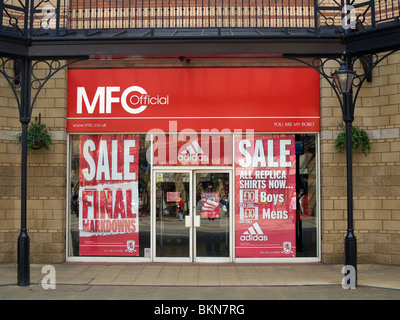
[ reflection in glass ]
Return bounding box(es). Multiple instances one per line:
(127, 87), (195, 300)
(295, 135), (317, 257)
(195, 172), (230, 257)
(155, 172), (190, 257)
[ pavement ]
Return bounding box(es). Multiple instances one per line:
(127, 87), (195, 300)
(0, 262), (400, 302)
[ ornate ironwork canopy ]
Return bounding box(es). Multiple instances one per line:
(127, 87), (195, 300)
(1, 0), (400, 57)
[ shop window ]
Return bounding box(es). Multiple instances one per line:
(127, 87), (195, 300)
(295, 135), (318, 257)
(234, 134), (318, 258)
(68, 133), (318, 259)
(68, 134), (151, 258)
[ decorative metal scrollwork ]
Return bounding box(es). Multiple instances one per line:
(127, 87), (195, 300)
(290, 49), (398, 108)
(0, 56), (84, 120)
(0, 56), (22, 106)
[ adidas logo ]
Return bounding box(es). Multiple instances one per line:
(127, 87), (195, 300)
(202, 198), (219, 211)
(240, 222), (268, 242)
(178, 140), (209, 162)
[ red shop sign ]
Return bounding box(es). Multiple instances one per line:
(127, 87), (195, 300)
(67, 68), (320, 132)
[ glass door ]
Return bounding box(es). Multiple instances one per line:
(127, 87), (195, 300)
(194, 171), (231, 262)
(152, 170), (231, 262)
(153, 171), (192, 262)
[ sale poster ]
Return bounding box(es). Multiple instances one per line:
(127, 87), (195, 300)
(167, 192), (180, 202)
(78, 134), (140, 256)
(235, 135), (297, 257)
(200, 192), (220, 219)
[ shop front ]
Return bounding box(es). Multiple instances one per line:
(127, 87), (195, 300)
(67, 67), (321, 262)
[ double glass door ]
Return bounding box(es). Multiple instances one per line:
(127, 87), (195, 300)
(153, 170), (231, 262)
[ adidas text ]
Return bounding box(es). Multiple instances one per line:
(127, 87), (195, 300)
(240, 234), (268, 241)
(178, 154), (209, 162)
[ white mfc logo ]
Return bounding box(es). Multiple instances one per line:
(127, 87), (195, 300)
(77, 86), (169, 115)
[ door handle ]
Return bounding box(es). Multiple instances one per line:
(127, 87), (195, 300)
(194, 215), (201, 227)
(184, 215), (201, 228)
(185, 215), (191, 228)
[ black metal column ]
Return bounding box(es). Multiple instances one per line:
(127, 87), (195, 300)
(17, 57), (32, 286)
(344, 117), (357, 285)
(341, 67), (357, 286)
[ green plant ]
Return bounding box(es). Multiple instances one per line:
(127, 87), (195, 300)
(335, 123), (371, 157)
(14, 118), (53, 153)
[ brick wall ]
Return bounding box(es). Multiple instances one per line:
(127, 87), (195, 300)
(320, 52), (400, 264)
(0, 60), (68, 263)
(67, 0), (315, 29)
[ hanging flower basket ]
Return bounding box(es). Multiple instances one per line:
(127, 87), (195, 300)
(14, 117), (53, 153)
(335, 123), (371, 157)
